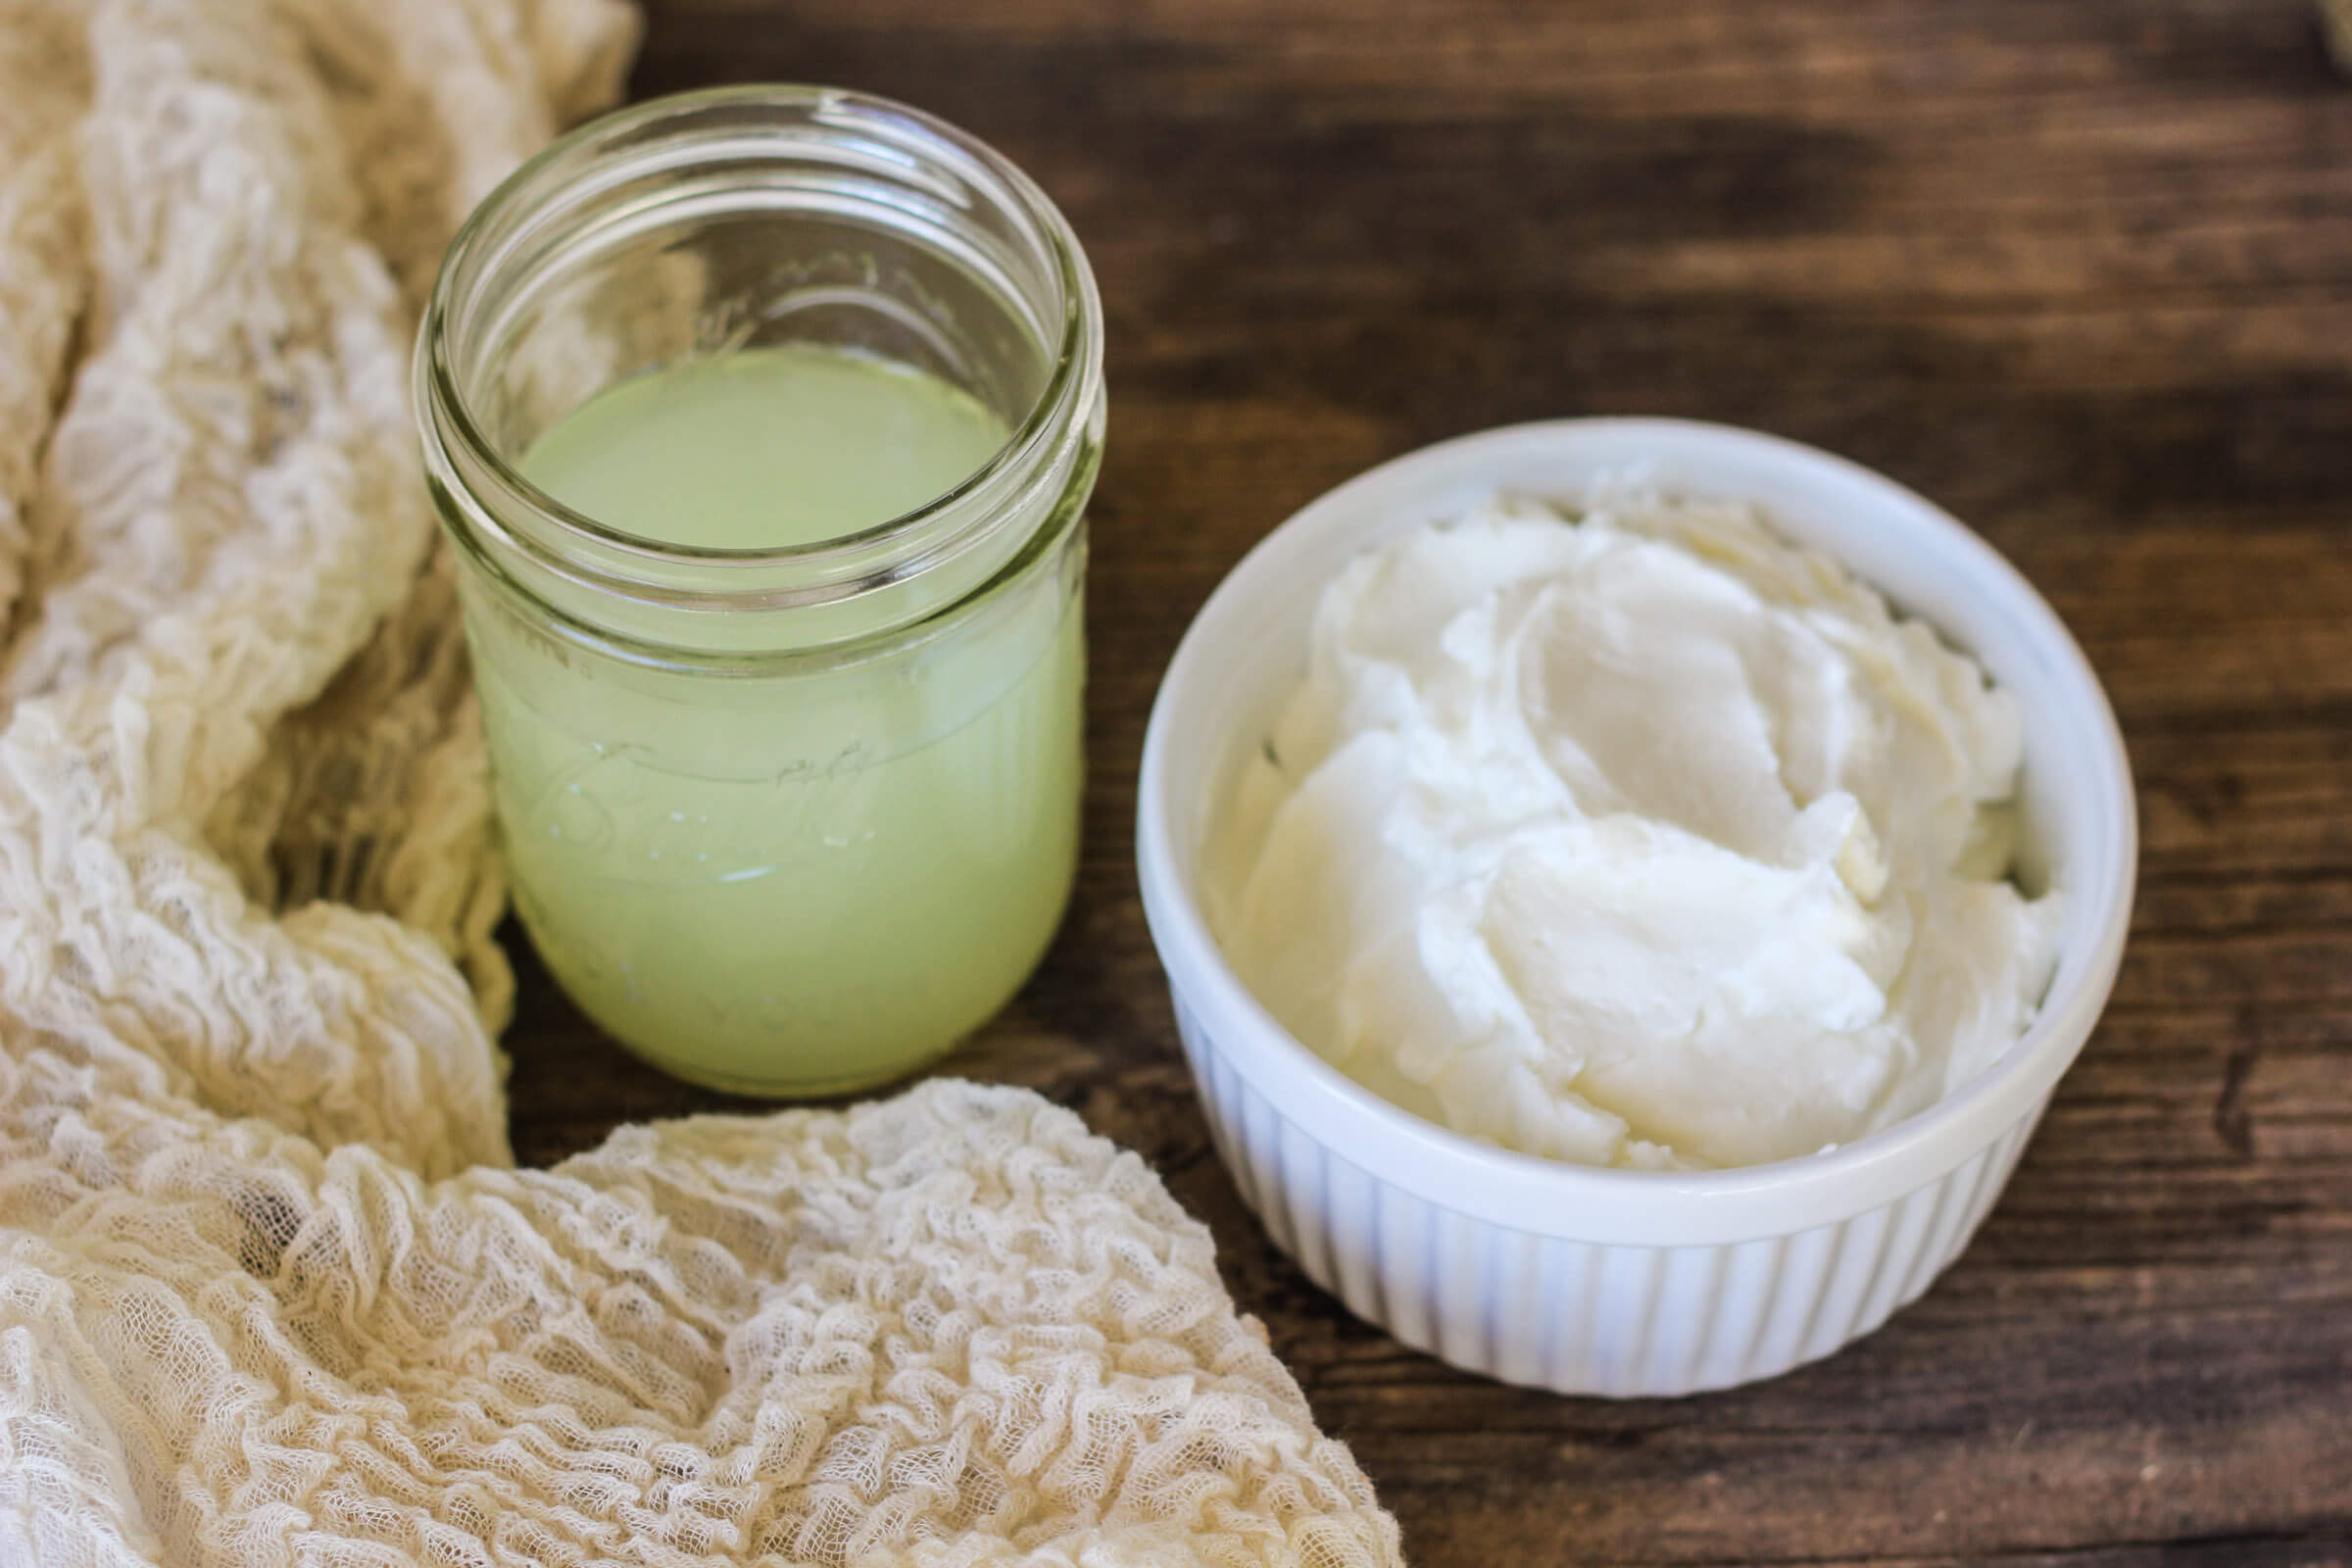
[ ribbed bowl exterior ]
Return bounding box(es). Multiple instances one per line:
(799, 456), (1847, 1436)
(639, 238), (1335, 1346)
(1174, 992), (2043, 1396)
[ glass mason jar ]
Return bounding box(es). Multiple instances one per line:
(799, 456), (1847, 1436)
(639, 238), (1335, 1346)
(416, 86), (1103, 1097)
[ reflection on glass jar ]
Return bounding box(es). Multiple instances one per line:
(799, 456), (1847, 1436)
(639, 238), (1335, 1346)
(416, 86), (1103, 1096)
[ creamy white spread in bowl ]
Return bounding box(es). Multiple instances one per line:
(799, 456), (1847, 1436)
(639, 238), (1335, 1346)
(1136, 419), (2134, 1396)
(1205, 493), (2065, 1171)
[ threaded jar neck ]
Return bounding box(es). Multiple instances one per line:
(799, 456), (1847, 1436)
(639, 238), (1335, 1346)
(416, 84), (1103, 656)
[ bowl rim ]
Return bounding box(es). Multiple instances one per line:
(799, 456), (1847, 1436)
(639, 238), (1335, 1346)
(1135, 416), (2137, 1246)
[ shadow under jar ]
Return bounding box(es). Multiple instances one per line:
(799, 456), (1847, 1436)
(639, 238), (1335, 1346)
(416, 86), (1104, 1097)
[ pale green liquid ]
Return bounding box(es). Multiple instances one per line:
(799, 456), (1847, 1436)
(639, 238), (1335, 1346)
(472, 344), (1083, 1095)
(522, 344), (1008, 549)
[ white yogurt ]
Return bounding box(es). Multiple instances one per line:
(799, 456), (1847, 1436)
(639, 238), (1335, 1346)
(1205, 492), (2064, 1170)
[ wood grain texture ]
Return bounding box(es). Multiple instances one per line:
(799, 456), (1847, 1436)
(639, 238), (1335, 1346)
(500, 2), (2352, 1561)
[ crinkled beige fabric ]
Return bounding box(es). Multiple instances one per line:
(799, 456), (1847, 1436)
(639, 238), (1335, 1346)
(0, 1), (1405, 1564)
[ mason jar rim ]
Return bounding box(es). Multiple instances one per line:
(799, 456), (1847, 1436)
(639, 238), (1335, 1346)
(416, 82), (1102, 613)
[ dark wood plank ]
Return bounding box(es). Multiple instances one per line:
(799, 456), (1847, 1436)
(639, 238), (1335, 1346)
(501, 1), (2352, 1562)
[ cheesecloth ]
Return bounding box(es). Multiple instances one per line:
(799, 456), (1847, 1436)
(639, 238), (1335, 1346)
(0, 0), (1404, 1562)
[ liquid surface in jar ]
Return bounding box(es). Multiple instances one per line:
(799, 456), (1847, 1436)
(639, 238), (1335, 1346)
(477, 344), (1082, 1096)
(522, 343), (1009, 548)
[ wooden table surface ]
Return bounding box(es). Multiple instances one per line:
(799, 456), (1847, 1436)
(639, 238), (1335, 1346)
(503, 2), (2352, 1562)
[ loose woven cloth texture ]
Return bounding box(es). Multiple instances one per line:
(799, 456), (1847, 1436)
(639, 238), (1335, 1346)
(0, 1), (1405, 1563)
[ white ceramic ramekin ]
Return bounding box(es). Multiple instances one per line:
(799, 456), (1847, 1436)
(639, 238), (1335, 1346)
(1136, 418), (2135, 1396)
